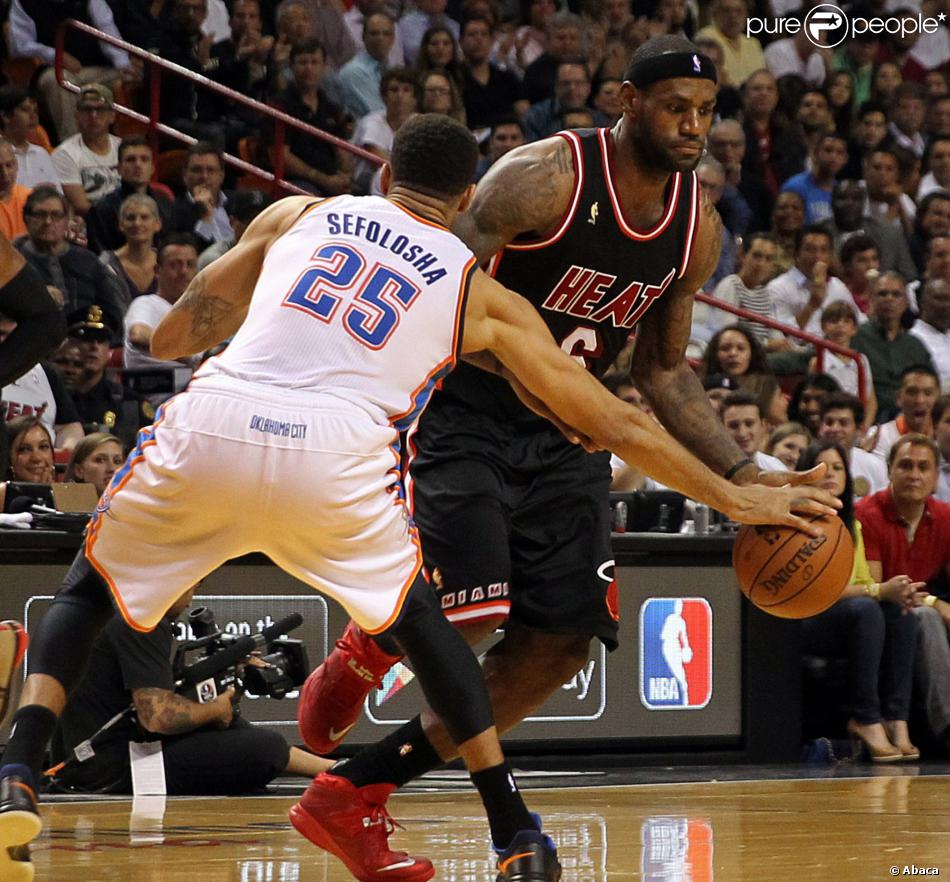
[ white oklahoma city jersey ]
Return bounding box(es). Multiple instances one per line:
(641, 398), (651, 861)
(87, 196), (478, 636)
(203, 195), (477, 431)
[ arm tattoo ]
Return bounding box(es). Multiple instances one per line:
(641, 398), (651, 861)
(456, 139), (575, 262)
(177, 274), (237, 344)
(135, 687), (209, 735)
(630, 202), (744, 474)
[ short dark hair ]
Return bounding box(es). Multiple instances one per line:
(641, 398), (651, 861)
(820, 391), (865, 425)
(624, 34), (701, 84)
(721, 390), (762, 420)
(186, 140), (224, 168)
(491, 115), (524, 136)
(887, 433), (940, 470)
(24, 185), (68, 217)
(857, 100), (886, 120)
(899, 364), (940, 387)
(794, 224), (833, 253)
(556, 59), (589, 81)
(840, 233), (878, 266)
(290, 38), (325, 63)
(0, 86), (30, 120)
(892, 82), (927, 104)
(461, 14), (494, 36)
(157, 232), (199, 262)
(389, 114), (478, 200)
(820, 300), (859, 325)
(380, 67), (422, 104)
(745, 231), (778, 251)
(817, 132), (847, 149)
(118, 135), (151, 162)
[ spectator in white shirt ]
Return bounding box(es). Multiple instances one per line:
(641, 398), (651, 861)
(720, 391), (786, 472)
(934, 394), (950, 503)
(7, 0), (136, 142)
(766, 224), (865, 339)
(910, 278), (950, 393)
(887, 82), (928, 159)
(917, 136), (950, 201)
(866, 365), (940, 461)
(51, 84), (121, 217)
(124, 234), (200, 383)
(864, 147), (916, 235)
(817, 392), (888, 499)
(351, 67), (420, 194)
(693, 231), (790, 351)
(344, 0), (405, 67)
(763, 29), (829, 87)
(0, 88), (60, 191)
(809, 300), (878, 426)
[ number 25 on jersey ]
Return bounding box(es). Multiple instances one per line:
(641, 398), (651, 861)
(282, 242), (420, 349)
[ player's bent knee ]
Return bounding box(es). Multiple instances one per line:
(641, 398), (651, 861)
(453, 615), (507, 647)
(489, 628), (592, 683)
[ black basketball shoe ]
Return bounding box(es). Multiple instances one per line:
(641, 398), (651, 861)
(0, 771), (40, 882)
(495, 827), (562, 882)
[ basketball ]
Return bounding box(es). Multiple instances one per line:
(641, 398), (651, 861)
(732, 516), (854, 619)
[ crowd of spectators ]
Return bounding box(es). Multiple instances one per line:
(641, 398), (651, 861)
(1, 0), (950, 760)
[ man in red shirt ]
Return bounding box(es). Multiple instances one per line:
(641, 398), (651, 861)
(856, 433), (950, 753)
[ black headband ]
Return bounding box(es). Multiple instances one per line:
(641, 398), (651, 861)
(627, 51), (718, 88)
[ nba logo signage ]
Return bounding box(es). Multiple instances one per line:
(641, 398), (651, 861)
(639, 598), (712, 710)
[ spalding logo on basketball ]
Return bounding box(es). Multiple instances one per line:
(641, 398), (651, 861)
(732, 515), (854, 619)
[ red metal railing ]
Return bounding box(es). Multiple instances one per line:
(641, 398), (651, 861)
(53, 19), (383, 195)
(694, 291), (869, 403)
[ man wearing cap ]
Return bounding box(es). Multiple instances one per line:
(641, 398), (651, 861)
(66, 306), (153, 445)
(51, 84), (121, 218)
(197, 190), (272, 270)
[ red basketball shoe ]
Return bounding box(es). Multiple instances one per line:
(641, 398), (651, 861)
(298, 621), (403, 753)
(289, 772), (433, 882)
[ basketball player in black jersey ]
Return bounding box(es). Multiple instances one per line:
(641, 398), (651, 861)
(303, 33), (818, 817)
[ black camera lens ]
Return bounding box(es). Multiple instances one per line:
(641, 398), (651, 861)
(188, 606), (217, 639)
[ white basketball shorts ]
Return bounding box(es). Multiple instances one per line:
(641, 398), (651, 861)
(85, 374), (423, 633)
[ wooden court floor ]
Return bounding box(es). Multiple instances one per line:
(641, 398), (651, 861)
(27, 771), (947, 882)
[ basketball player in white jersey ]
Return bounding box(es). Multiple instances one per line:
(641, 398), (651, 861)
(0, 115), (838, 882)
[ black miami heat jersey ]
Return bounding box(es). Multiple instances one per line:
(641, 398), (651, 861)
(433, 126), (701, 427)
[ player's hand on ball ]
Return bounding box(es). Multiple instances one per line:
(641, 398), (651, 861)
(736, 464), (827, 489)
(727, 474), (842, 538)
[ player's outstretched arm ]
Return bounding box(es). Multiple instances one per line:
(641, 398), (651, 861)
(462, 271), (840, 535)
(151, 196), (316, 360)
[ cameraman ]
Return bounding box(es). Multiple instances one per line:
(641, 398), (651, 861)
(50, 588), (331, 794)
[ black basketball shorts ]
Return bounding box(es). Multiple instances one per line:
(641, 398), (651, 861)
(408, 404), (620, 650)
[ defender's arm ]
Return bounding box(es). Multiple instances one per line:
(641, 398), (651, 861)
(151, 196), (315, 360)
(461, 270), (838, 532)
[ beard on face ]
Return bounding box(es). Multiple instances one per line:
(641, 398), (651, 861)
(631, 116), (703, 174)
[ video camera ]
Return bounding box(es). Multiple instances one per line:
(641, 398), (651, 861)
(173, 608), (309, 705)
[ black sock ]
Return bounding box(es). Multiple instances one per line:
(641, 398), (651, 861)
(332, 716), (442, 789)
(1, 705), (58, 784)
(471, 762), (535, 850)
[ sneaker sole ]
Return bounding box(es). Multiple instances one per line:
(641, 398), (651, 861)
(0, 811), (39, 882)
(288, 803), (434, 882)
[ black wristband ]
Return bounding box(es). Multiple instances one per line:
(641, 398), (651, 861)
(724, 458), (755, 481)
